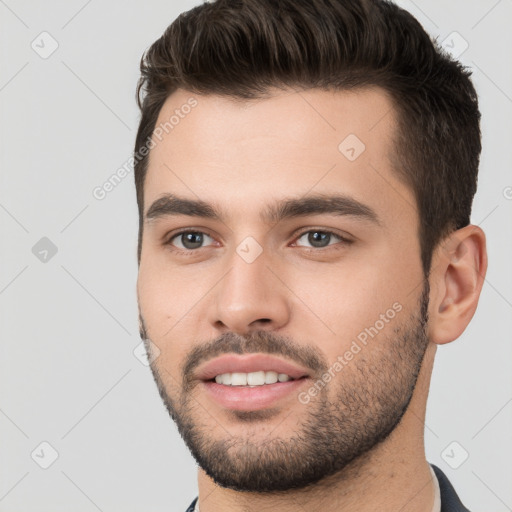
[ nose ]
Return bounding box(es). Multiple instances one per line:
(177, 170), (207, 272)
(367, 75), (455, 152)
(209, 247), (291, 335)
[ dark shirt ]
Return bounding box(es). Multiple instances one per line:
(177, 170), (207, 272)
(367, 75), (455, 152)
(432, 464), (471, 512)
(185, 464), (470, 511)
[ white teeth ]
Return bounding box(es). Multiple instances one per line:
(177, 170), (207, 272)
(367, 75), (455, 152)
(213, 371), (295, 386)
(265, 371), (278, 384)
(231, 372), (247, 386)
(247, 371), (266, 385)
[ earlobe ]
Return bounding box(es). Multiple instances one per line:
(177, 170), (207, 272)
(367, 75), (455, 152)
(428, 225), (487, 345)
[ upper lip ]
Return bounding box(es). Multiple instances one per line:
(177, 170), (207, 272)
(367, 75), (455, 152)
(195, 354), (311, 381)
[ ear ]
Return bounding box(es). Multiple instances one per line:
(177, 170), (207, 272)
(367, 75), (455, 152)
(427, 225), (488, 345)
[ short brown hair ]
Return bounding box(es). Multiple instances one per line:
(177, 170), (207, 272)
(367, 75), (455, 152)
(134, 0), (481, 275)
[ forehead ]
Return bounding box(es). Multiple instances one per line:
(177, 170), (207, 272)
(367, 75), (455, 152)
(143, 86), (414, 225)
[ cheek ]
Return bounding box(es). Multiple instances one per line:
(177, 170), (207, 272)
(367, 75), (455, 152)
(137, 256), (205, 330)
(289, 261), (411, 357)
(137, 267), (171, 335)
(137, 261), (212, 377)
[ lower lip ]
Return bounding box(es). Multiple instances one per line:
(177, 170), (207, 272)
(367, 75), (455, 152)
(201, 378), (309, 411)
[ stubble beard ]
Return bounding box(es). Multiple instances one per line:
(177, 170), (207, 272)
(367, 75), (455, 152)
(140, 283), (430, 493)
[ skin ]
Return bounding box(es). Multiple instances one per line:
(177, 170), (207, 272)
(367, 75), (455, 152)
(136, 86), (487, 512)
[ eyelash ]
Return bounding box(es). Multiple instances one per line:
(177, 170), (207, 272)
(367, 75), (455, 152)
(164, 228), (353, 255)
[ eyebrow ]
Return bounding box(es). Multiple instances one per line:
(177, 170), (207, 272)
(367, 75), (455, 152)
(144, 193), (381, 226)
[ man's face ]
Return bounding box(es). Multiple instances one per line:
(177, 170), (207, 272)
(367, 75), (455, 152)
(137, 87), (430, 491)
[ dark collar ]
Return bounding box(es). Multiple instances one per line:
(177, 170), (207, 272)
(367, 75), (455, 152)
(185, 496), (198, 512)
(431, 464), (471, 512)
(185, 465), (471, 512)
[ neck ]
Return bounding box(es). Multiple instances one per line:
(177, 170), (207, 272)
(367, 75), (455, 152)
(196, 344), (437, 512)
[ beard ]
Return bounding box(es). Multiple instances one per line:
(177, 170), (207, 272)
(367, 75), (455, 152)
(139, 281), (430, 493)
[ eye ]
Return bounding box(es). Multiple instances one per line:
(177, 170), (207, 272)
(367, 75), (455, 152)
(167, 230), (215, 251)
(164, 228), (352, 254)
(293, 229), (352, 249)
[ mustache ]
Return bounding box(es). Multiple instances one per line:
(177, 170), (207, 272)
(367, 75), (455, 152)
(180, 330), (328, 389)
(139, 311), (328, 389)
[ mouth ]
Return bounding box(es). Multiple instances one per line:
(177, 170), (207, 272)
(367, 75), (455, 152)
(196, 353), (311, 381)
(203, 371), (308, 387)
(195, 354), (312, 411)
(201, 375), (310, 411)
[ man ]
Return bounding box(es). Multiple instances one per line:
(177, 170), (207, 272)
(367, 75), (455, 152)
(134, 0), (487, 510)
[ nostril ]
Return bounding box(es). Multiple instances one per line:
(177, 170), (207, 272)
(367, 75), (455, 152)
(253, 318), (271, 325)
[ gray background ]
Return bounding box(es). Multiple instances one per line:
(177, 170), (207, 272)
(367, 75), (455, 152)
(1, 0), (511, 510)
